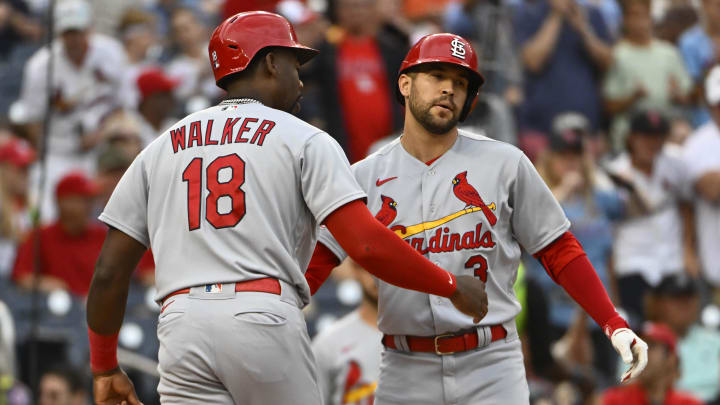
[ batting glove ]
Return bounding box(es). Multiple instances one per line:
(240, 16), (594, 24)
(610, 328), (648, 383)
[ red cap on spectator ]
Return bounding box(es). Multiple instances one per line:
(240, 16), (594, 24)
(642, 322), (677, 355)
(136, 68), (179, 100)
(0, 138), (35, 168)
(56, 172), (99, 199)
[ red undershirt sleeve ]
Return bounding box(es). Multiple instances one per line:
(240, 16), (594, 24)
(322, 200), (457, 298)
(534, 231), (629, 336)
(305, 243), (340, 295)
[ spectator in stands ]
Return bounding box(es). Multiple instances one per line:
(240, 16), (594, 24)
(683, 65), (720, 300)
(133, 68), (180, 146)
(9, 0), (127, 222)
(0, 137), (33, 278)
(0, 0), (43, 116)
(0, 0), (41, 59)
(312, 261), (382, 405)
(645, 275), (720, 404)
(11, 172), (104, 296)
(533, 118), (622, 379)
(603, 0), (692, 152)
(275, 0), (328, 49)
(96, 111), (143, 159)
(37, 366), (88, 405)
(444, 0), (522, 99)
(655, 4), (697, 45)
(303, 0), (406, 162)
(166, 7), (221, 114)
(443, 0), (520, 145)
(95, 144), (134, 210)
(605, 110), (694, 326)
(602, 322), (702, 405)
(117, 8), (161, 110)
(678, 0), (720, 127)
(514, 0), (612, 139)
(222, 0), (284, 19)
(376, 0), (411, 46)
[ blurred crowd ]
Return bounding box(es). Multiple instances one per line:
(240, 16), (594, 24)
(0, 0), (719, 404)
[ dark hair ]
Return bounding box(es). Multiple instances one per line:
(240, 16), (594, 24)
(42, 365), (87, 394)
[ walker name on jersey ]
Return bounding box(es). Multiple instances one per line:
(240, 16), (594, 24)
(169, 118), (277, 153)
(399, 222), (496, 255)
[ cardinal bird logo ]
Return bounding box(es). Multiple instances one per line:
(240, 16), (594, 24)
(452, 171), (497, 226)
(375, 195), (398, 226)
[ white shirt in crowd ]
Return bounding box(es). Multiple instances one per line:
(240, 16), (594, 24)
(11, 33), (127, 222)
(608, 146), (690, 285)
(683, 120), (720, 286)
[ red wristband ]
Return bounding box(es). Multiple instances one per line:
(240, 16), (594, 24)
(88, 327), (119, 373)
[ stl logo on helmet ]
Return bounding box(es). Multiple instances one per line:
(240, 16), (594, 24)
(450, 38), (466, 60)
(212, 50), (219, 69)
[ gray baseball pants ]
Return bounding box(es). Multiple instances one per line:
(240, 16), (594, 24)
(156, 281), (322, 404)
(375, 321), (530, 405)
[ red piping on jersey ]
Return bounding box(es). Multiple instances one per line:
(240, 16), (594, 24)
(426, 155), (442, 166)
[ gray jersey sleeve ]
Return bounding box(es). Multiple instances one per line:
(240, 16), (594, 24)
(510, 153), (570, 254)
(99, 151), (151, 247)
(300, 132), (366, 224)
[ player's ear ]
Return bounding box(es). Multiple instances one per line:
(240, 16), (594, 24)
(263, 50), (281, 77)
(398, 73), (412, 100)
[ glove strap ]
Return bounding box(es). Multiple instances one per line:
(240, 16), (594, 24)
(603, 314), (630, 338)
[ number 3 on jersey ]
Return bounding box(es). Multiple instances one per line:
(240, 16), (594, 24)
(465, 254), (489, 282)
(182, 153), (246, 230)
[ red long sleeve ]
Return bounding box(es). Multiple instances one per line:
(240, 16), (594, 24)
(323, 200), (457, 298)
(535, 232), (628, 336)
(306, 243), (340, 295)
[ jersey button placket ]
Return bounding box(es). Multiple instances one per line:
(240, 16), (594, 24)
(422, 171), (443, 334)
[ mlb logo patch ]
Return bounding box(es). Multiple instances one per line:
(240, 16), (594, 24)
(205, 283), (223, 293)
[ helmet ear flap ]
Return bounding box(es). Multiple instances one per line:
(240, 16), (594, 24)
(459, 82), (481, 122)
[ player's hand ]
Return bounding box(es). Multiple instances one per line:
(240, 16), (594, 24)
(610, 328), (648, 383)
(449, 275), (488, 323)
(92, 367), (144, 405)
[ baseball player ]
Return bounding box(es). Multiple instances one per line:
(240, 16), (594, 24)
(307, 33), (649, 404)
(85, 12), (488, 405)
(312, 264), (382, 405)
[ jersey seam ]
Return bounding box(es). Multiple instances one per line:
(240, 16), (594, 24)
(314, 191), (367, 226)
(525, 220), (571, 255)
(98, 213), (150, 248)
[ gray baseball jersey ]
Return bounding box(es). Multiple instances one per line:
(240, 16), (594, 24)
(313, 310), (383, 405)
(318, 130), (570, 336)
(100, 100), (366, 305)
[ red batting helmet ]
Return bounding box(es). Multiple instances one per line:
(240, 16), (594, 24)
(208, 11), (319, 87)
(397, 33), (485, 122)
